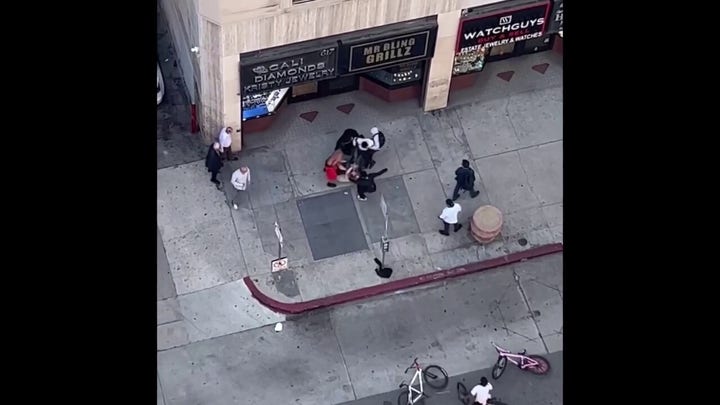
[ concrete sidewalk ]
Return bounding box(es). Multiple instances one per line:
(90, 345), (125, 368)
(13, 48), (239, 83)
(156, 50), (562, 349)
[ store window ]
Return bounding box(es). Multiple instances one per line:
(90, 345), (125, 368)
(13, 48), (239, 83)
(362, 61), (425, 88)
(523, 35), (553, 53)
(241, 88), (289, 121)
(489, 43), (515, 57)
(524, 35), (553, 53)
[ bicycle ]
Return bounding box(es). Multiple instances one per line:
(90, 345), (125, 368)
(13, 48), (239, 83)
(490, 341), (550, 379)
(397, 357), (449, 405)
(457, 381), (508, 405)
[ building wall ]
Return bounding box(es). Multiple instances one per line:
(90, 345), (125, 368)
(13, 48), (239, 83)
(223, 0), (455, 54)
(160, 0), (201, 103)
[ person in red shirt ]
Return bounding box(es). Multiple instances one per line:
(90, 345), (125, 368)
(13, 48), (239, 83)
(325, 149), (345, 187)
(324, 161), (338, 187)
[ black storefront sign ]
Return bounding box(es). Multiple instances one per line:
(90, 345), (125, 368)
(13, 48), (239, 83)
(548, 0), (563, 34)
(241, 46), (338, 95)
(456, 2), (550, 55)
(342, 30), (432, 73)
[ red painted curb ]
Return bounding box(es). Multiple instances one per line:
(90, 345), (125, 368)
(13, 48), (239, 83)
(244, 243), (563, 315)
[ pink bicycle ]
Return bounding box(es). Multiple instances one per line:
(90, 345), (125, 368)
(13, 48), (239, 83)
(490, 341), (550, 379)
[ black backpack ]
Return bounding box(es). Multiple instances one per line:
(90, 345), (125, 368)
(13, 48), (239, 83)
(372, 131), (386, 149)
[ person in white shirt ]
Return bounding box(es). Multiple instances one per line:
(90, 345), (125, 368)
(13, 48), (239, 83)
(366, 126), (385, 169)
(438, 198), (462, 235)
(229, 166), (250, 210)
(470, 377), (493, 405)
(218, 126), (238, 161)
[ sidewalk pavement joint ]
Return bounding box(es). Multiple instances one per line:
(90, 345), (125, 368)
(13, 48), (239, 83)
(513, 268), (550, 353)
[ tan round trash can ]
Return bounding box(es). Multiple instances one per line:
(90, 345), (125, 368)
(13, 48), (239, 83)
(471, 205), (503, 243)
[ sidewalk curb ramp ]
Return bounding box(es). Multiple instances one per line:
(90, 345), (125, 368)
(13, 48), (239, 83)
(244, 243), (563, 315)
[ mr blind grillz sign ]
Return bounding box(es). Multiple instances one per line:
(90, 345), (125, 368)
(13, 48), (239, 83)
(457, 3), (550, 55)
(345, 30), (430, 73)
(241, 47), (338, 95)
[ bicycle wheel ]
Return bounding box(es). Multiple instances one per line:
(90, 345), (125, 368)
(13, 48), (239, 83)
(397, 387), (410, 405)
(491, 356), (507, 379)
(423, 365), (449, 389)
(457, 382), (470, 404)
(525, 355), (551, 375)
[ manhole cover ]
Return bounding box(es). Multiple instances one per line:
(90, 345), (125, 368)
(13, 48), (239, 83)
(518, 238), (528, 246)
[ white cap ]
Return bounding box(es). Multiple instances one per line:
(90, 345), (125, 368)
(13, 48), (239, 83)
(370, 127), (379, 135)
(213, 142), (220, 150)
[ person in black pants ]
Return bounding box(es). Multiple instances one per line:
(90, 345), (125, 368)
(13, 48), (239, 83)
(205, 142), (224, 189)
(353, 168), (388, 201)
(453, 159), (480, 200)
(356, 137), (374, 170)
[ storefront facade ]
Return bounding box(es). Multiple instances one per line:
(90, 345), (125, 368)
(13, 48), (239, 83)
(162, 0), (562, 144)
(451, 0), (555, 90)
(239, 18), (438, 132)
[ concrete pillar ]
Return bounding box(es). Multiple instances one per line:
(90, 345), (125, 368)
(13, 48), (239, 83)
(223, 54), (242, 149)
(198, 17), (224, 144)
(423, 9), (461, 112)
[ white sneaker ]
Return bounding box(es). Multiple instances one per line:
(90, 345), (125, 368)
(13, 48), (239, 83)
(357, 195), (367, 201)
(233, 203), (238, 210)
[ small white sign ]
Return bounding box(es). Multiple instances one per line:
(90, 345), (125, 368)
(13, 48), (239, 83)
(271, 257), (289, 272)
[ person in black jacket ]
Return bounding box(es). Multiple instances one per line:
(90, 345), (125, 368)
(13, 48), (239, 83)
(453, 159), (480, 200)
(335, 128), (360, 156)
(353, 168), (388, 201)
(205, 142), (224, 189)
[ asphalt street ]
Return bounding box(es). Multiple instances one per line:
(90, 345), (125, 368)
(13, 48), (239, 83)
(157, 254), (563, 404)
(339, 350), (562, 405)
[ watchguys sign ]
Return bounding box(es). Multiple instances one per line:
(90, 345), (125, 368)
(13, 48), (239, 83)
(241, 47), (338, 95)
(344, 30), (431, 73)
(457, 3), (550, 55)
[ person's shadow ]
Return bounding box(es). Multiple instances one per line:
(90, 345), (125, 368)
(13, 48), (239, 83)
(374, 258), (392, 278)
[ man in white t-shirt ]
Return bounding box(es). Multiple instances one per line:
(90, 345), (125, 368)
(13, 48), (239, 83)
(218, 126), (238, 161)
(438, 198), (462, 235)
(470, 377), (493, 405)
(229, 166), (250, 210)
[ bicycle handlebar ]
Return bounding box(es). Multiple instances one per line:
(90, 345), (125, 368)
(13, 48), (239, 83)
(404, 357), (420, 373)
(490, 341), (505, 352)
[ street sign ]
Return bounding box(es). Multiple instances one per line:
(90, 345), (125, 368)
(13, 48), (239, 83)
(381, 236), (390, 252)
(271, 257), (289, 272)
(274, 221), (284, 246)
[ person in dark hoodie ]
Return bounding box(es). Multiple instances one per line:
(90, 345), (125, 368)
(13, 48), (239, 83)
(335, 128), (361, 156)
(352, 168), (388, 201)
(453, 159), (480, 200)
(205, 142), (224, 189)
